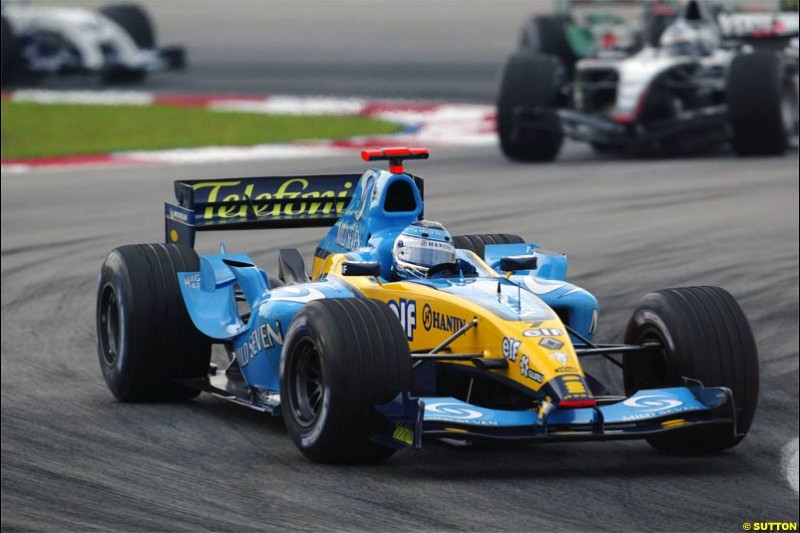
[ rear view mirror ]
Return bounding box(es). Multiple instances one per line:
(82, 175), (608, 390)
(500, 255), (538, 273)
(341, 261), (382, 277)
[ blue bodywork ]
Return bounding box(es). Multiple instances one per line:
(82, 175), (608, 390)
(168, 165), (736, 449)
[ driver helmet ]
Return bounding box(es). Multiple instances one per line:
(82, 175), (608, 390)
(659, 20), (713, 56)
(392, 220), (455, 279)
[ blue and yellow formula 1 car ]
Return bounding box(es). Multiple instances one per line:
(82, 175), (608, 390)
(96, 147), (759, 463)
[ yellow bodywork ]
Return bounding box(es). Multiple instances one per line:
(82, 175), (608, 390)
(313, 251), (591, 397)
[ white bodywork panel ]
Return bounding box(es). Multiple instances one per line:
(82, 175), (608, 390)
(3, 5), (158, 71)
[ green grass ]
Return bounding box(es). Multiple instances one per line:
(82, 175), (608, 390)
(0, 101), (401, 159)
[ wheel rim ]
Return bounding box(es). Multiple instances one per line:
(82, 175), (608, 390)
(99, 284), (121, 366)
(288, 338), (325, 427)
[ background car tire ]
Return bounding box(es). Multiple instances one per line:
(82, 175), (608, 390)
(727, 52), (796, 156)
(497, 52), (565, 162)
(96, 243), (211, 402)
(1, 15), (18, 86)
(280, 298), (412, 464)
(452, 233), (525, 260)
(643, 13), (674, 48)
(623, 286), (759, 454)
(99, 3), (156, 48)
(518, 16), (578, 76)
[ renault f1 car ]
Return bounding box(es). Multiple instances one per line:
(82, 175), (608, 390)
(499, 0), (799, 161)
(1, 2), (185, 86)
(96, 147), (760, 464)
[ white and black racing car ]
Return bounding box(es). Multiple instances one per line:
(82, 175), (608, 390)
(498, 0), (799, 160)
(1, 2), (185, 85)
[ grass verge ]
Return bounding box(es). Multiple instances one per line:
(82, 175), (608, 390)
(1, 101), (401, 159)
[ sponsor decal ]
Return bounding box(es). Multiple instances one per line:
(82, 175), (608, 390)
(419, 239), (454, 251)
(523, 278), (566, 295)
(425, 402), (495, 423)
(166, 205), (193, 224)
(392, 423), (414, 446)
(234, 321), (284, 367)
(189, 177), (354, 221)
(183, 273), (201, 290)
(523, 328), (564, 338)
(561, 375), (590, 397)
(335, 221), (363, 249)
(539, 337), (564, 350)
(387, 298), (417, 340)
(548, 351), (570, 365)
(422, 303), (466, 333)
(620, 394), (697, 421)
(502, 337), (521, 362)
(353, 174), (375, 222)
(268, 286), (326, 304)
(623, 394), (683, 412)
(519, 355), (544, 383)
(555, 366), (581, 374)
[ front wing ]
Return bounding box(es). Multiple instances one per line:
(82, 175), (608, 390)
(376, 386), (737, 448)
(513, 105), (731, 150)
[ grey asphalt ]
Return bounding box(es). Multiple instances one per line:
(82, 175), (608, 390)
(2, 1), (799, 531)
(2, 144), (798, 532)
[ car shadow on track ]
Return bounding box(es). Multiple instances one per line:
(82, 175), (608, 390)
(388, 439), (747, 481)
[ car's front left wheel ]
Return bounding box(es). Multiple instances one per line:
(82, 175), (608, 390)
(623, 286), (759, 454)
(280, 298), (412, 464)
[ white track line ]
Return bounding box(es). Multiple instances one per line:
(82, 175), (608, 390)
(784, 438), (799, 496)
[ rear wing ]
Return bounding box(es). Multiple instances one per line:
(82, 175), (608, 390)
(718, 11), (799, 44)
(557, 0), (677, 12)
(165, 174), (360, 248)
(165, 173), (424, 248)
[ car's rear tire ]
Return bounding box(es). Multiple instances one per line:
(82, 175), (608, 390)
(519, 16), (578, 76)
(99, 3), (156, 48)
(96, 243), (211, 402)
(280, 298), (413, 464)
(452, 233), (526, 260)
(623, 286), (759, 454)
(727, 52), (796, 156)
(497, 53), (565, 162)
(1, 15), (18, 86)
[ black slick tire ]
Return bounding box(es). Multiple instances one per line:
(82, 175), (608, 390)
(280, 298), (412, 464)
(452, 233), (526, 260)
(623, 286), (759, 454)
(727, 52), (795, 156)
(497, 52), (565, 162)
(96, 243), (211, 402)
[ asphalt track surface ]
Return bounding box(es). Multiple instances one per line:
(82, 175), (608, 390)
(2, 1), (799, 532)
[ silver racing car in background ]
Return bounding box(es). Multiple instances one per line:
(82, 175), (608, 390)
(1, 2), (185, 85)
(498, 0), (799, 161)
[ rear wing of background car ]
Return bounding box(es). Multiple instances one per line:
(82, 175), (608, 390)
(165, 173), (424, 248)
(717, 10), (799, 45)
(556, 0), (678, 14)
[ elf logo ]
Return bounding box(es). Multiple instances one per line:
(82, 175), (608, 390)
(387, 298), (417, 340)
